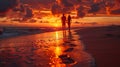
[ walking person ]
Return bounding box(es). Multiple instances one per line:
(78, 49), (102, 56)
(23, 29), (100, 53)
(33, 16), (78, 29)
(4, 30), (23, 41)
(61, 14), (66, 30)
(67, 15), (72, 30)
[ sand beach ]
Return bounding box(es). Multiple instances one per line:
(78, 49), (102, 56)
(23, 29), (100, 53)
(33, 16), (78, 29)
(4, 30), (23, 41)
(0, 25), (120, 67)
(75, 25), (120, 67)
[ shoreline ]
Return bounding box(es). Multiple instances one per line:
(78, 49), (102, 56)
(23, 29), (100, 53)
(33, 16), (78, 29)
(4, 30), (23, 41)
(0, 25), (120, 67)
(75, 25), (120, 67)
(0, 27), (63, 39)
(0, 27), (83, 39)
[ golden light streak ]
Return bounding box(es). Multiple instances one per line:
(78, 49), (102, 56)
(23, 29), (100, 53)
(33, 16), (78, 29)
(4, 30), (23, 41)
(55, 32), (59, 40)
(50, 31), (66, 67)
(40, 10), (52, 14)
(55, 46), (62, 58)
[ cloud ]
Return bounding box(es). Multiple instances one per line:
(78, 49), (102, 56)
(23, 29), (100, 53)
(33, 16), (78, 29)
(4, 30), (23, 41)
(51, 0), (75, 14)
(88, 3), (101, 13)
(24, 7), (33, 18)
(38, 0), (55, 4)
(51, 3), (62, 14)
(77, 6), (86, 18)
(0, 0), (18, 13)
(20, 0), (55, 9)
(61, 0), (73, 7)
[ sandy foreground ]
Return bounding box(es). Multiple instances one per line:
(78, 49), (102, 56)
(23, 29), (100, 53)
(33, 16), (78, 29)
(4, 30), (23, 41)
(75, 25), (120, 67)
(0, 25), (120, 67)
(0, 28), (94, 67)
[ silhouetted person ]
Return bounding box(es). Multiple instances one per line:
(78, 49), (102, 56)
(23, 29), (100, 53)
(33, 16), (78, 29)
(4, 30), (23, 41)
(61, 14), (66, 30)
(67, 15), (72, 30)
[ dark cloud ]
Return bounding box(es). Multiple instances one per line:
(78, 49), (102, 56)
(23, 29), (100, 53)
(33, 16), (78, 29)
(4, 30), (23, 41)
(111, 8), (120, 14)
(67, 0), (82, 5)
(20, 0), (38, 4)
(61, 0), (73, 7)
(77, 11), (85, 18)
(38, 0), (56, 9)
(77, 6), (86, 18)
(51, 3), (62, 14)
(88, 3), (101, 13)
(51, 0), (75, 14)
(20, 0), (56, 9)
(38, 0), (55, 4)
(13, 4), (25, 12)
(0, 0), (18, 13)
(24, 7), (33, 18)
(0, 0), (118, 17)
(20, 0), (39, 9)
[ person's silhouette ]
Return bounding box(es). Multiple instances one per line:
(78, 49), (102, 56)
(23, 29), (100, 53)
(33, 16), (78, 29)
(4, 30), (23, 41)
(67, 15), (72, 30)
(61, 14), (66, 30)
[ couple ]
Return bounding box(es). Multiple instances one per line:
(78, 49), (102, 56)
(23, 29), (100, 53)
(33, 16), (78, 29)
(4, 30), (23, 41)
(61, 14), (72, 30)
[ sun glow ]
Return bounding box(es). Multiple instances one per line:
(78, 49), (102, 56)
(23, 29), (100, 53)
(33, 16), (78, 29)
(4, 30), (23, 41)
(42, 15), (61, 27)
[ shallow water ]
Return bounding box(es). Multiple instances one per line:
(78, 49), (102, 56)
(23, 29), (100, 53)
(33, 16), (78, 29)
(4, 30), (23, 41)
(0, 30), (95, 67)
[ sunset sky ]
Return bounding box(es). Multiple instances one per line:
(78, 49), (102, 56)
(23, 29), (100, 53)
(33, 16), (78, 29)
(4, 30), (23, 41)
(0, 0), (120, 27)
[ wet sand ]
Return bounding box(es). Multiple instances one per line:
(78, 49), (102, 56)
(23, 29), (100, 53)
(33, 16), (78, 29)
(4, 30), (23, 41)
(75, 25), (120, 67)
(0, 29), (95, 67)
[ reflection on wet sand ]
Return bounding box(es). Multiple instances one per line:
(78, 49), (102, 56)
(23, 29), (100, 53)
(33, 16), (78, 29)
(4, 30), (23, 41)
(0, 29), (95, 67)
(49, 30), (77, 67)
(50, 31), (66, 67)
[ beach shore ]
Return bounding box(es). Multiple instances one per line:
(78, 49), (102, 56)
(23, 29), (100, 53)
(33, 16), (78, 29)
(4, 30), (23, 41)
(75, 25), (120, 67)
(0, 27), (61, 39)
